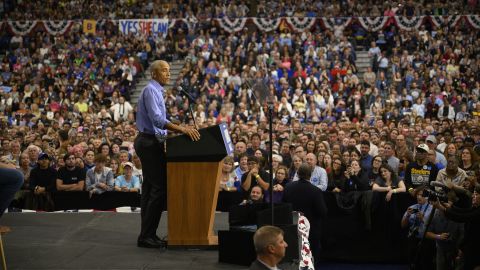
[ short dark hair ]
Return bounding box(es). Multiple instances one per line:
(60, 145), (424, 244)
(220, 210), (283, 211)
(297, 163), (312, 180)
(63, 153), (75, 161)
(248, 155), (259, 164)
(360, 140), (370, 147)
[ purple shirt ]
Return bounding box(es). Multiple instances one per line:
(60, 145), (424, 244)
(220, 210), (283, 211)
(136, 80), (170, 139)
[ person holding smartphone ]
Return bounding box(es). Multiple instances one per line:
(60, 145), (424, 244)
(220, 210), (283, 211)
(401, 187), (434, 269)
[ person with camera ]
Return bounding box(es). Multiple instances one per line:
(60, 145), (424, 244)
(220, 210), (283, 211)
(425, 204), (464, 270)
(433, 185), (480, 270)
(401, 187), (434, 269)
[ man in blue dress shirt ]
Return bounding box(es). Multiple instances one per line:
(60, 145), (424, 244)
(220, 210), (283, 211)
(135, 60), (200, 248)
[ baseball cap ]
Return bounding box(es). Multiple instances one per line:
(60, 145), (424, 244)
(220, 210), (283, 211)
(38, 152), (50, 160)
(416, 144), (429, 153)
(123, 162), (134, 168)
(426, 135), (437, 144)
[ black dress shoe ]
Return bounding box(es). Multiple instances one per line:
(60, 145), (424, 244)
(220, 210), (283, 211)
(137, 238), (162, 248)
(154, 235), (168, 246)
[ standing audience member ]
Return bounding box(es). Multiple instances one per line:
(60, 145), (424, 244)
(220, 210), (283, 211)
(86, 154), (114, 197)
(114, 162), (141, 193)
(250, 225), (288, 270)
(241, 156), (270, 198)
(283, 163), (327, 268)
(373, 163), (406, 201)
(56, 153), (86, 192)
(405, 144), (439, 193)
(27, 153), (56, 210)
(264, 166), (290, 203)
(305, 153), (328, 191)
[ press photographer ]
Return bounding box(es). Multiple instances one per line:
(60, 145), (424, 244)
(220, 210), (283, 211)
(433, 185), (480, 270)
(401, 186), (434, 269)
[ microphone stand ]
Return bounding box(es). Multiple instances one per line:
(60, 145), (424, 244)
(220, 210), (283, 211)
(250, 76), (275, 226)
(267, 96), (274, 226)
(180, 88), (198, 129)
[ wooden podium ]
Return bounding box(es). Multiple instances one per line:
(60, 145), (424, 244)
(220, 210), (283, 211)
(166, 124), (233, 247)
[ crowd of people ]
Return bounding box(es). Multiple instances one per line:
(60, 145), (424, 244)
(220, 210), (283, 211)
(2, 0), (479, 20)
(1, 1), (480, 268)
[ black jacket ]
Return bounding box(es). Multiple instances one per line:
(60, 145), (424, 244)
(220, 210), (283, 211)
(282, 179), (327, 240)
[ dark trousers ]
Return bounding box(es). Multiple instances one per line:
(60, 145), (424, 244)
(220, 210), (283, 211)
(134, 133), (167, 240)
(0, 168), (24, 218)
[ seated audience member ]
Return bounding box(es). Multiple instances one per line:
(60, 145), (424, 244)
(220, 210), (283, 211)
(114, 162), (140, 192)
(250, 225), (288, 270)
(220, 156), (240, 191)
(241, 156), (270, 198)
(241, 185), (264, 205)
(401, 187), (434, 269)
(27, 153), (57, 210)
(56, 153), (86, 192)
(343, 160), (370, 192)
(86, 154), (114, 196)
(373, 163), (406, 201)
(264, 166), (290, 203)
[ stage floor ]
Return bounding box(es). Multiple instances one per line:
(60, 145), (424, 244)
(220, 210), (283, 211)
(1, 212), (407, 270)
(1, 212), (252, 270)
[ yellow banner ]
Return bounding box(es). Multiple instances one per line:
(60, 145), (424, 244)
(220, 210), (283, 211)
(83, 20), (96, 34)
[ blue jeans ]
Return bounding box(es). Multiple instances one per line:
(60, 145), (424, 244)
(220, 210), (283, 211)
(0, 168), (24, 218)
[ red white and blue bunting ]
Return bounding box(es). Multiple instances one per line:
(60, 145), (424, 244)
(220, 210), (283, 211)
(8, 21), (38, 35)
(357, 17), (389, 32)
(215, 17), (247, 33)
(429, 16), (462, 28)
(465, 15), (480, 29)
(42, 20), (74, 35)
(4, 16), (480, 36)
(394, 16), (426, 31)
(252, 18), (281, 32)
(285, 17), (316, 32)
(320, 17), (352, 31)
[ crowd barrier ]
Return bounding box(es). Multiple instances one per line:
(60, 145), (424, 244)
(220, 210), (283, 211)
(14, 190), (415, 263)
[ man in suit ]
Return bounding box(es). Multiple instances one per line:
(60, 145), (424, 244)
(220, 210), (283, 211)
(249, 225), (288, 270)
(283, 163), (327, 268)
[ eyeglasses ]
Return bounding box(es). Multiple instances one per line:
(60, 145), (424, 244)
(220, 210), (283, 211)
(334, 162), (342, 165)
(373, 159), (382, 163)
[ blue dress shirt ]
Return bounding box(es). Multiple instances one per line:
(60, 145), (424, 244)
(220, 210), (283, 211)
(136, 80), (170, 140)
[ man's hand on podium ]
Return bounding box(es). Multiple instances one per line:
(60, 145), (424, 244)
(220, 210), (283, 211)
(182, 126), (201, 141)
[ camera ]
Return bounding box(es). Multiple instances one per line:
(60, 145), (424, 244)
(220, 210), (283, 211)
(422, 187), (449, 203)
